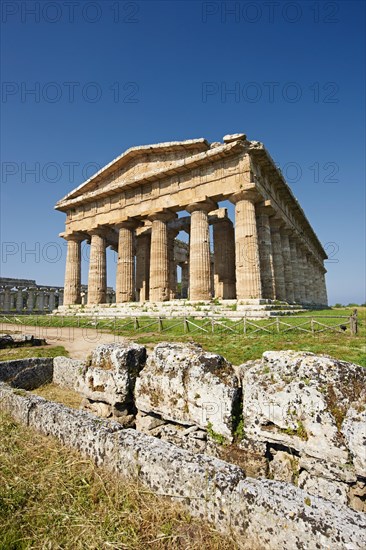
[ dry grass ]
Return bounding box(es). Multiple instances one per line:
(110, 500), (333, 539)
(30, 383), (83, 410)
(0, 411), (238, 550)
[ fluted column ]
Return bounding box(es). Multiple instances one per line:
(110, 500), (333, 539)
(270, 219), (286, 301)
(289, 236), (301, 303)
(212, 218), (236, 299)
(49, 289), (56, 311)
(136, 233), (151, 302)
(149, 213), (175, 302)
(116, 221), (137, 303)
(3, 286), (11, 312)
(64, 235), (83, 305)
(229, 190), (262, 300)
(181, 262), (189, 298)
(280, 230), (294, 303)
(256, 204), (275, 299)
(319, 267), (328, 306)
(187, 201), (215, 301)
(16, 287), (24, 312)
(36, 290), (45, 311)
(297, 243), (307, 303)
(27, 287), (35, 311)
(87, 230), (107, 305)
(168, 230), (179, 299)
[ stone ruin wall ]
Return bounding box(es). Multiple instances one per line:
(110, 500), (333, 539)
(0, 345), (365, 549)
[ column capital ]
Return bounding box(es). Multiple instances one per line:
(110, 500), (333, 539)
(230, 185), (261, 204)
(256, 200), (276, 216)
(270, 216), (285, 231)
(115, 219), (140, 230)
(63, 232), (87, 242)
(148, 210), (177, 223)
(186, 198), (217, 214)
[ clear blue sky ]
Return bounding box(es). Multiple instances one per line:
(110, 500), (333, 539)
(1, 0), (365, 305)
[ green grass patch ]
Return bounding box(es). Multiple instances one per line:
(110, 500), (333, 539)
(0, 345), (68, 362)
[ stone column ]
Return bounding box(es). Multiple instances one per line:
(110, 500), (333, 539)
(280, 230), (295, 303)
(64, 235), (83, 305)
(16, 287), (24, 312)
(296, 243), (307, 304)
(116, 221), (137, 303)
(149, 213), (175, 302)
(36, 289), (45, 311)
(186, 201), (215, 301)
(49, 289), (56, 311)
(27, 287), (35, 311)
(319, 267), (328, 306)
(270, 219), (286, 301)
(181, 262), (189, 298)
(168, 230), (179, 300)
(256, 204), (275, 300)
(0, 290), (4, 311)
(212, 218), (236, 299)
(87, 230), (107, 305)
(229, 190), (262, 300)
(3, 286), (11, 312)
(136, 233), (151, 302)
(58, 289), (64, 306)
(288, 237), (300, 303)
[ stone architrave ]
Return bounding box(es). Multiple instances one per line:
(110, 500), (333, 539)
(87, 230), (107, 305)
(230, 189), (262, 300)
(186, 201), (216, 301)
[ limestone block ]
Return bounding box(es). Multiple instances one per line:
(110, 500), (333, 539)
(135, 342), (239, 440)
(1, 383), (366, 549)
(269, 450), (299, 483)
(77, 343), (146, 407)
(341, 406), (366, 477)
(239, 351), (366, 471)
(298, 471), (348, 506)
(53, 356), (85, 390)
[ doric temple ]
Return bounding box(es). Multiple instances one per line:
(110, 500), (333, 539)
(55, 133), (328, 306)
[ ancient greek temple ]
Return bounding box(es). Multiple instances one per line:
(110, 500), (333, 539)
(55, 133), (328, 306)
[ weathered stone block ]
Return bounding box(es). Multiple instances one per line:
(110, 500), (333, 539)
(239, 351), (366, 473)
(135, 342), (239, 439)
(77, 343), (146, 407)
(53, 356), (85, 390)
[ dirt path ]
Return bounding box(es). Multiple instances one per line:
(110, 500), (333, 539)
(0, 323), (130, 359)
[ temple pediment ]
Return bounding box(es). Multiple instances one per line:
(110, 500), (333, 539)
(56, 138), (212, 209)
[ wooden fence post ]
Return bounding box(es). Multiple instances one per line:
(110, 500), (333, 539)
(350, 309), (358, 335)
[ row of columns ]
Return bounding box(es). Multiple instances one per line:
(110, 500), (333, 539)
(63, 192), (327, 306)
(0, 287), (62, 312)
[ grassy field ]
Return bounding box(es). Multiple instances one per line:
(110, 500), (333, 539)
(0, 411), (237, 550)
(0, 346), (68, 362)
(1, 307), (365, 366)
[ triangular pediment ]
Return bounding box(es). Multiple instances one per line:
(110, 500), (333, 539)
(56, 139), (210, 208)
